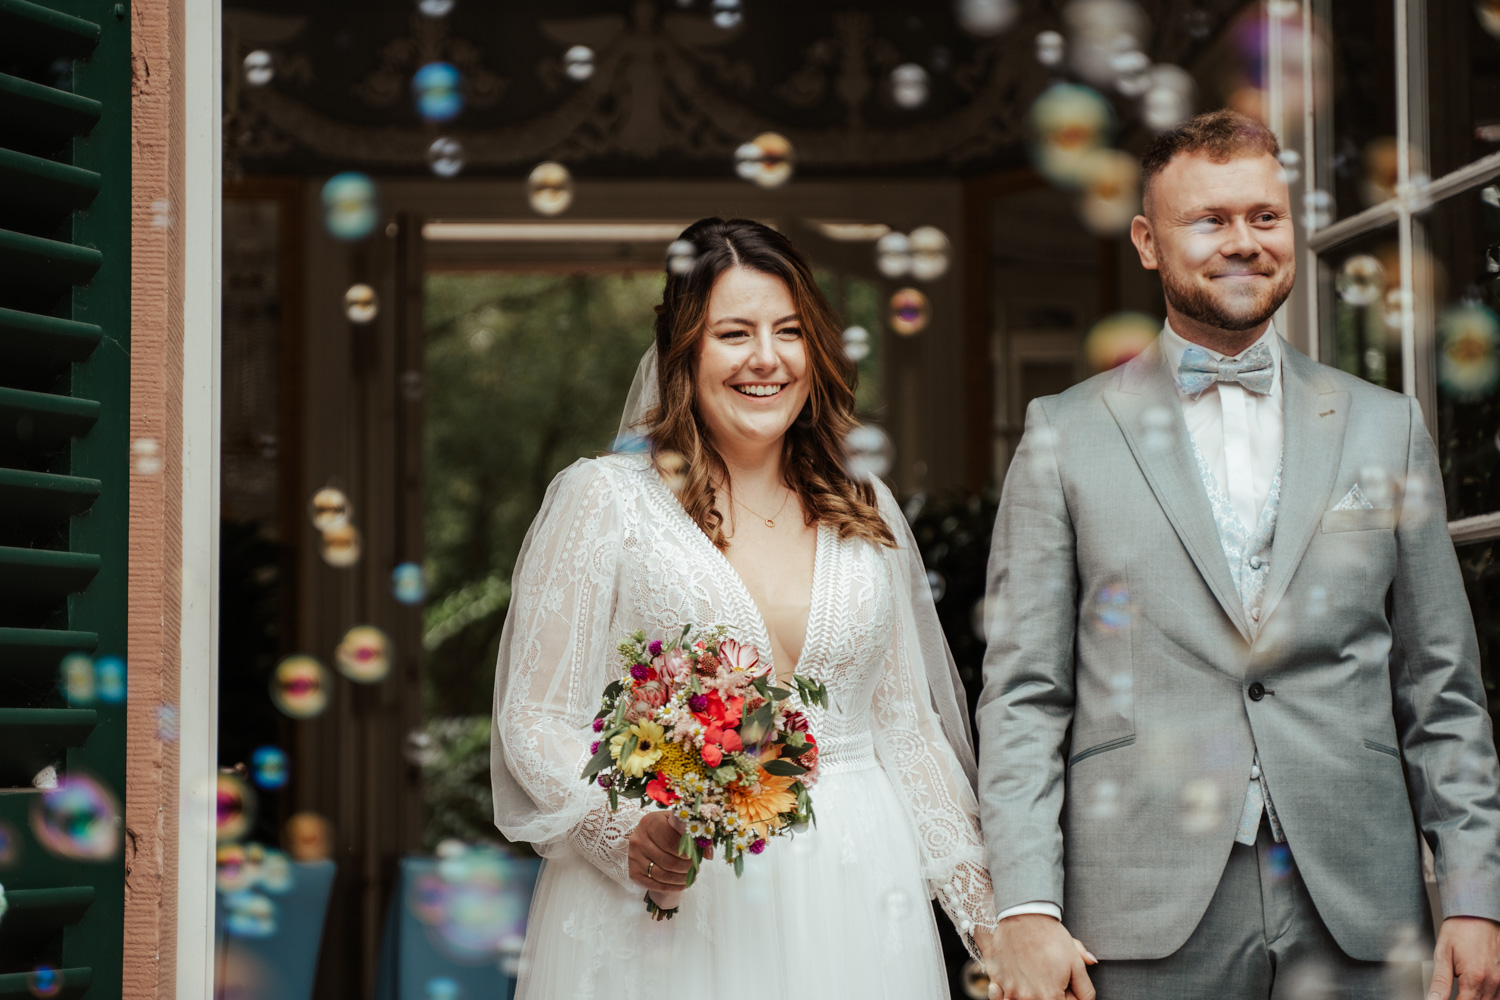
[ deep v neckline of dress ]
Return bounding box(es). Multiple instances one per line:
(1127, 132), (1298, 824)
(646, 468), (830, 681)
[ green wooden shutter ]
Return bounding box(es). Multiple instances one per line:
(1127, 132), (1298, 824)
(0, 0), (129, 996)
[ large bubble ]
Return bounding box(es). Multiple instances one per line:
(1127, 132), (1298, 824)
(1030, 83), (1115, 188)
(844, 425), (895, 480)
(1335, 255), (1385, 307)
(875, 231), (911, 279)
(890, 63), (929, 109)
(427, 137), (466, 179)
(308, 486), (352, 531)
(527, 162), (575, 216)
(407, 846), (531, 964)
(563, 45), (595, 82)
(1439, 303), (1500, 401)
(908, 226), (951, 280)
(394, 562), (428, 604)
(1078, 149), (1140, 235)
(956, 0), (1020, 36)
(1035, 30), (1065, 66)
(888, 288), (930, 336)
(1084, 311), (1157, 372)
(322, 173), (379, 242)
(413, 62), (463, 123)
(270, 655), (331, 720)
(336, 625), (393, 684)
(734, 132), (794, 189)
(30, 775), (121, 861)
(320, 523), (362, 567)
(344, 283), (379, 324)
(217, 773), (257, 843)
(250, 746), (289, 790)
(243, 50), (274, 87)
(60, 653), (94, 705)
(666, 238), (698, 275)
(842, 325), (871, 362)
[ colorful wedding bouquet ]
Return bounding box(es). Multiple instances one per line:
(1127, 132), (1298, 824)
(581, 625), (828, 919)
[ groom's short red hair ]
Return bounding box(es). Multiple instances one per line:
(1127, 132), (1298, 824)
(1140, 109), (1282, 216)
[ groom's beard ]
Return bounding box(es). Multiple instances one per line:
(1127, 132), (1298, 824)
(1159, 257), (1296, 334)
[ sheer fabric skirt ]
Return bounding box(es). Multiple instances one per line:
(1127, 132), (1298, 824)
(514, 759), (951, 999)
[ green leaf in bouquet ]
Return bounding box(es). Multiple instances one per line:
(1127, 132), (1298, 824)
(603, 679), (624, 701)
(740, 701), (774, 744)
(751, 676), (769, 699)
(762, 758), (809, 777)
(580, 741), (616, 781)
(618, 733), (639, 766)
(608, 785), (618, 811)
(768, 685), (792, 701)
(733, 852), (745, 877)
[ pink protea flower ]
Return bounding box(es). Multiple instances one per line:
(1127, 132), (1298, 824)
(659, 647), (691, 682)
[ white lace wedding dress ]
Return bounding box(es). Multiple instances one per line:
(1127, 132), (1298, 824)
(491, 452), (996, 999)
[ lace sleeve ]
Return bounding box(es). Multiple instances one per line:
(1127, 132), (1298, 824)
(490, 459), (643, 890)
(869, 487), (998, 958)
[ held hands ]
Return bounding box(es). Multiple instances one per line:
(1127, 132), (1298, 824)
(628, 812), (711, 913)
(1428, 917), (1500, 1000)
(980, 913), (1098, 1000)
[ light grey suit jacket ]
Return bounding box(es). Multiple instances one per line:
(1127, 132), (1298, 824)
(976, 337), (1500, 961)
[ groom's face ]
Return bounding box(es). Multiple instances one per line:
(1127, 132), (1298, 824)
(1130, 151), (1296, 334)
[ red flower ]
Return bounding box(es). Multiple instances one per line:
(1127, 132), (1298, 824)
(691, 690), (744, 730)
(784, 711), (810, 733)
(795, 733), (819, 770)
(646, 776), (678, 805)
(700, 744), (723, 767)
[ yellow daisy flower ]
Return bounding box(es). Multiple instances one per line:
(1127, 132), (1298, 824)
(610, 720), (665, 779)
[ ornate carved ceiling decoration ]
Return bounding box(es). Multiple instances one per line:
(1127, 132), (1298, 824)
(224, 0), (1251, 177)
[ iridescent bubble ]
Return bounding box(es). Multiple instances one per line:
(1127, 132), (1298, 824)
(1335, 255), (1385, 307)
(322, 172), (379, 242)
(257, 847), (294, 893)
(0, 820), (19, 868)
(1382, 287), (1413, 330)
(426, 978), (463, 1000)
(1439, 302), (1500, 401)
(842, 325), (871, 362)
(875, 231), (911, 278)
(320, 523), (362, 568)
(1064, 0), (1149, 85)
(527, 161), (575, 216)
(1276, 149), (1302, 185)
(882, 887), (913, 920)
(270, 655), (330, 720)
(344, 283), (379, 324)
(844, 425), (895, 480)
(1078, 149), (1140, 235)
(418, 0), (454, 16)
(1087, 779), (1120, 819)
(711, 0), (743, 30)
(94, 655), (125, 704)
(1266, 842), (1294, 881)
(666, 238), (698, 275)
(284, 812), (332, 862)
(250, 746), (289, 790)
(60, 652), (95, 705)
(405, 729), (441, 767)
(1484, 184), (1500, 209)
(243, 50), (273, 87)
(308, 486), (352, 531)
(960, 959), (992, 1000)
(30, 774), (121, 861)
(563, 45), (595, 82)
(427, 137), (466, 178)
(1302, 189), (1333, 231)
(1266, 0), (1299, 16)
(217, 773), (257, 843)
(1092, 579), (1132, 631)
(1035, 30), (1065, 67)
(1030, 83), (1115, 188)
(27, 966), (61, 998)
(1179, 778), (1221, 834)
(336, 625), (392, 684)
(1141, 64), (1194, 131)
(132, 436), (163, 475)
(1085, 311), (1157, 372)
(656, 451), (689, 493)
(956, 0), (1020, 36)
(393, 562), (428, 604)
(890, 63), (930, 109)
(413, 61), (463, 123)
(925, 570), (947, 603)
(1109, 48), (1151, 96)
(888, 288), (930, 336)
(609, 431), (650, 454)
(217, 843), (254, 892)
(223, 890), (278, 938)
(1481, 1), (1500, 38)
(734, 132), (795, 189)
(908, 226), (951, 280)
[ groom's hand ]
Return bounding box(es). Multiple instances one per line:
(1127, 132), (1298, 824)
(1428, 916), (1500, 1000)
(628, 811), (696, 899)
(982, 914), (1096, 1000)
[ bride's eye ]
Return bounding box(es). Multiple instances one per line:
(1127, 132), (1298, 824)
(777, 326), (802, 339)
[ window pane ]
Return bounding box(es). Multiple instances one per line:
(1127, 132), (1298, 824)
(1324, 0), (1398, 220)
(1424, 2), (1500, 182)
(1425, 186), (1500, 521)
(1317, 224), (1402, 389)
(1455, 541), (1500, 726)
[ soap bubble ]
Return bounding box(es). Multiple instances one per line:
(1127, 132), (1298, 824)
(1031, 83), (1115, 188)
(734, 132), (794, 189)
(217, 773), (257, 843)
(217, 843), (255, 892)
(926, 570), (947, 603)
(344, 283), (379, 324)
(1439, 302), (1500, 401)
(875, 231), (911, 278)
(418, 0), (453, 14)
(843, 325), (871, 362)
(157, 704), (179, 743)
(888, 288), (930, 336)
(322, 172), (378, 241)
(250, 746), (289, 790)
(284, 811), (332, 862)
(1087, 779), (1120, 819)
(1276, 149), (1302, 185)
(320, 523), (362, 567)
(413, 62), (463, 123)
(1481, 1), (1500, 38)
(711, 0), (743, 30)
(656, 450), (689, 493)
(1092, 579), (1132, 632)
(956, 0), (1020, 36)
(1266, 842), (1294, 881)
(1036, 30), (1065, 66)
(882, 887), (913, 920)
(243, 50), (273, 87)
(890, 63), (929, 109)
(426, 978), (463, 1000)
(908, 226), (951, 280)
(94, 655), (125, 704)
(1141, 64), (1194, 131)
(308, 487), (351, 531)
(1179, 778), (1221, 834)
(666, 239), (698, 275)
(257, 847), (294, 892)
(336, 625), (392, 684)
(0, 820), (19, 868)
(427, 136), (466, 178)
(132, 436), (163, 475)
(26, 966), (61, 998)
(961, 959), (992, 999)
(1302, 189), (1333, 231)
(1085, 311), (1158, 372)
(1078, 149), (1140, 235)
(31, 774), (121, 861)
(1335, 255), (1385, 307)
(844, 425), (895, 480)
(563, 45), (595, 81)
(527, 161), (575, 216)
(223, 890), (277, 937)
(405, 729), (441, 767)
(270, 655), (330, 719)
(394, 562), (428, 604)
(60, 652), (94, 705)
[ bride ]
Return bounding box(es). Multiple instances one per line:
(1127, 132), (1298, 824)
(491, 217), (996, 998)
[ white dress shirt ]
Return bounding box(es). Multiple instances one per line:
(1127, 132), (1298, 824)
(996, 322), (1285, 926)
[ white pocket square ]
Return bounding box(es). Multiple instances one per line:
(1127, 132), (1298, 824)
(1331, 484), (1375, 511)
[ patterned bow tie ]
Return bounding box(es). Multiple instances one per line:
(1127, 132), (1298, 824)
(1176, 342), (1275, 397)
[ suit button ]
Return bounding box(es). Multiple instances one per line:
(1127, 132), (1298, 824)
(1248, 682), (1266, 701)
(1249, 556), (1263, 570)
(1250, 607), (1262, 622)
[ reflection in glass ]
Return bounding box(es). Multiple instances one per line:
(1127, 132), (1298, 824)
(1319, 225), (1402, 390)
(1326, 1), (1397, 220)
(1425, 3), (1500, 183)
(1427, 187), (1500, 520)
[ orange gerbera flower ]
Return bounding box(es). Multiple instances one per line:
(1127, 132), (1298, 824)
(726, 767), (797, 837)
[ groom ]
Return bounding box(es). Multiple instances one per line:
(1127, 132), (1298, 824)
(976, 109), (1500, 1000)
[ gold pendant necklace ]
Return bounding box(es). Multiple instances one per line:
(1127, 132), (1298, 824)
(730, 488), (792, 528)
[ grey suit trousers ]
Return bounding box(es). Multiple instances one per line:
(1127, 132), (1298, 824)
(1088, 822), (1431, 1000)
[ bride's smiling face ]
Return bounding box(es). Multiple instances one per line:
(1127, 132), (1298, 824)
(694, 266), (811, 452)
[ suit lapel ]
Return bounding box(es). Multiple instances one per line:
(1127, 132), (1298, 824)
(1258, 342), (1349, 628)
(1103, 342), (1250, 641)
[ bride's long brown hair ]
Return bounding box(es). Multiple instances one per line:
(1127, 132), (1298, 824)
(644, 217), (895, 551)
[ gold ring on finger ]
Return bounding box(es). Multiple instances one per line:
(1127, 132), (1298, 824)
(646, 861), (655, 880)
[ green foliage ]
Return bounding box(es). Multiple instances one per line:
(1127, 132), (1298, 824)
(416, 716), (507, 849)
